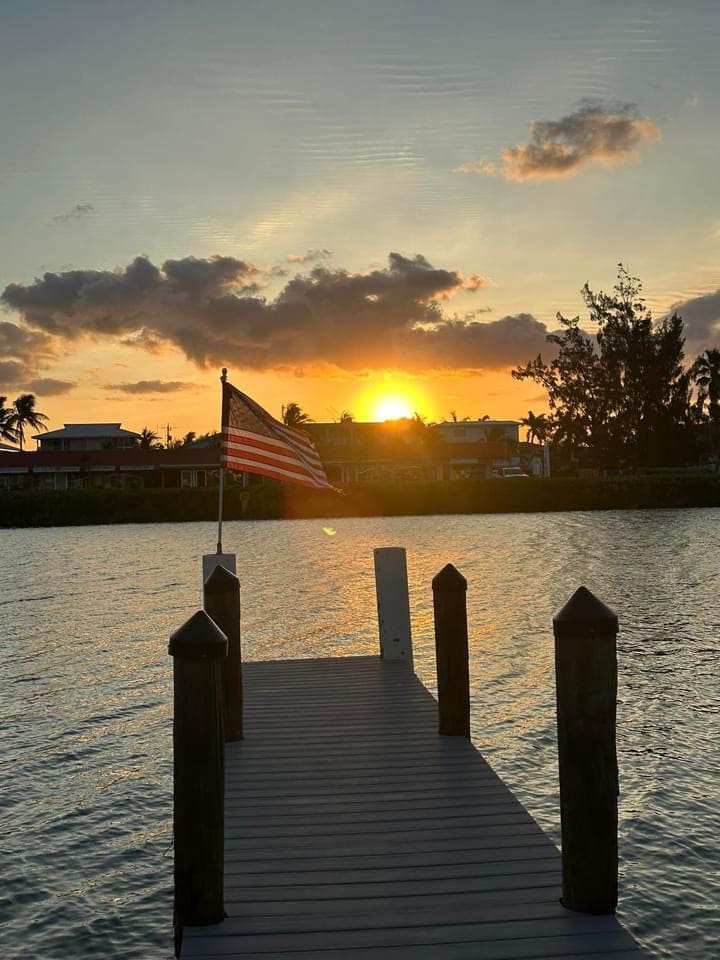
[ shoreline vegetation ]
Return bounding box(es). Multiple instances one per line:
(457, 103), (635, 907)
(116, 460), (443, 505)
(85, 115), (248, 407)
(3, 475), (720, 528)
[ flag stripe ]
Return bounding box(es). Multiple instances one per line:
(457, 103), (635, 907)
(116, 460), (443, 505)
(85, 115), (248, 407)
(223, 453), (323, 488)
(224, 427), (324, 469)
(224, 430), (326, 481)
(273, 421), (322, 456)
(225, 425), (324, 470)
(224, 443), (321, 479)
(224, 435), (327, 483)
(221, 381), (335, 491)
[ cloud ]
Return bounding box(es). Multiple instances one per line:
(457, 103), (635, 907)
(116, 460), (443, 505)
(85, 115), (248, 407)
(2, 251), (550, 374)
(457, 100), (660, 182)
(24, 378), (77, 396)
(669, 288), (720, 352)
(53, 203), (94, 223)
(0, 321), (54, 363)
(0, 322), (56, 390)
(464, 274), (489, 292)
(0, 360), (28, 388)
(286, 249), (332, 264)
(106, 380), (197, 394)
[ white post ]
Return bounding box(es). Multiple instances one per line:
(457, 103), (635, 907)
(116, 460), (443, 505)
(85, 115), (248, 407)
(202, 553), (237, 594)
(373, 547), (413, 668)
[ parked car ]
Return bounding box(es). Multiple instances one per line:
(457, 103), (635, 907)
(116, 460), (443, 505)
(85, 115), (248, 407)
(492, 466), (529, 479)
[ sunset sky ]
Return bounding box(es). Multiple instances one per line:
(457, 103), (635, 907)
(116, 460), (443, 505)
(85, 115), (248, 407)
(1, 0), (719, 440)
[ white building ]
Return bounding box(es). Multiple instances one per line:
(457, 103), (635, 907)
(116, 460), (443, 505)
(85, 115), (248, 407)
(34, 423), (141, 452)
(434, 420), (520, 444)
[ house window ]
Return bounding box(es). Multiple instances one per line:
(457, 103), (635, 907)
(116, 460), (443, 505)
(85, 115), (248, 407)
(196, 470), (207, 488)
(181, 470), (193, 488)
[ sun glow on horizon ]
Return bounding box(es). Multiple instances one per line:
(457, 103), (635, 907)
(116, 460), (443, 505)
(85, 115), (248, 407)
(373, 396), (414, 421)
(353, 376), (431, 422)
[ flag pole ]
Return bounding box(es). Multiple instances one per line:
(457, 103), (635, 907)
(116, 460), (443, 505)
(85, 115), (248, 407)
(216, 367), (227, 554)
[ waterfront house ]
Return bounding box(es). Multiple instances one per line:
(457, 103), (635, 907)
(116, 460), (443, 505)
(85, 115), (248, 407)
(434, 419), (520, 444)
(305, 418), (520, 483)
(0, 417), (525, 491)
(35, 422), (141, 452)
(0, 446), (226, 491)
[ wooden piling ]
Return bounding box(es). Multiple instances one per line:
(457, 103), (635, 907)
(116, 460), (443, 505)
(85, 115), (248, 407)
(432, 563), (470, 737)
(553, 586), (619, 914)
(204, 564), (243, 741)
(168, 609), (227, 953)
(373, 547), (413, 667)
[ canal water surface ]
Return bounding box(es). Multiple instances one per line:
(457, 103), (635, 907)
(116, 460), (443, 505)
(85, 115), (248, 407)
(1, 510), (718, 958)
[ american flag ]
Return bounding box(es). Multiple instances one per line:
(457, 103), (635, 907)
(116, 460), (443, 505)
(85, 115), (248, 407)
(221, 380), (335, 491)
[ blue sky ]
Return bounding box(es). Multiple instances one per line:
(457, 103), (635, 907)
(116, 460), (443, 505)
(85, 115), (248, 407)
(1, 0), (718, 432)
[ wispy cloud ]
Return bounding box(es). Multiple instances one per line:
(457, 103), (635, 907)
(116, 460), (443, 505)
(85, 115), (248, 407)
(464, 274), (488, 291)
(457, 100), (660, 182)
(286, 249), (332, 264)
(106, 380), (197, 394)
(52, 203), (94, 223)
(24, 378), (76, 396)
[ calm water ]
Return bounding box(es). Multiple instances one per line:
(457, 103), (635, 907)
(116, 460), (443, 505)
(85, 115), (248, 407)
(1, 511), (718, 959)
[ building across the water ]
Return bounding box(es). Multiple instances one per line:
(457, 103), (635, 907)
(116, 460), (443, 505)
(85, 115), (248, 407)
(0, 417), (529, 491)
(0, 446), (225, 491)
(36, 423), (141, 452)
(305, 418), (521, 484)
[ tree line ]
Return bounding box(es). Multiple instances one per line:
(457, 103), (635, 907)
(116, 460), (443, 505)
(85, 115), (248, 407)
(513, 265), (720, 471)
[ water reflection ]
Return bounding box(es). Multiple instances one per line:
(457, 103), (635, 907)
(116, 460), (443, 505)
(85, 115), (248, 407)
(0, 511), (718, 958)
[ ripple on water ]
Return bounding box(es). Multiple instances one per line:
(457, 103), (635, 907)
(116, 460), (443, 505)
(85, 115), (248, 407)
(1, 512), (719, 958)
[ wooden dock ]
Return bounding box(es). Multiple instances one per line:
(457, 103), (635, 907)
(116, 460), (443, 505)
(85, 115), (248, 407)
(180, 655), (647, 960)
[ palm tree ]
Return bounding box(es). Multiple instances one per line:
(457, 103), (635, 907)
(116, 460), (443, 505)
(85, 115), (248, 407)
(282, 402), (312, 428)
(449, 410), (458, 422)
(0, 396), (17, 445)
(520, 410), (551, 444)
(691, 349), (720, 422)
(339, 411), (354, 424)
(139, 426), (161, 448)
(182, 431), (197, 446)
(7, 394), (48, 451)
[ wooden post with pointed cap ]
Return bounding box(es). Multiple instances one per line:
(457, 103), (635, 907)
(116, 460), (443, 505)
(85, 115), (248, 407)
(432, 563), (470, 737)
(169, 610), (227, 954)
(204, 564), (243, 740)
(553, 585), (619, 915)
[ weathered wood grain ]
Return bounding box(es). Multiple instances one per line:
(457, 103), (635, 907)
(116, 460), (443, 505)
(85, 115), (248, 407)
(180, 655), (646, 960)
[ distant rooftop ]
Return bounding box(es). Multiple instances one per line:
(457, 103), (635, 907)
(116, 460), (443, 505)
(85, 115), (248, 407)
(439, 419), (519, 426)
(34, 423), (142, 440)
(0, 442), (19, 452)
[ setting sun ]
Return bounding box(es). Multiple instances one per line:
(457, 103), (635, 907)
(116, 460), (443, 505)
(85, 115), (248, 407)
(373, 396), (414, 421)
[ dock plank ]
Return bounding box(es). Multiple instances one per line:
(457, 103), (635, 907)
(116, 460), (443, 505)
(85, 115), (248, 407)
(181, 656), (646, 959)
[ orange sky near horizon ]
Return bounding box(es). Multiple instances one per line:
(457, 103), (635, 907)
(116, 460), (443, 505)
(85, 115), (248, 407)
(26, 348), (549, 444)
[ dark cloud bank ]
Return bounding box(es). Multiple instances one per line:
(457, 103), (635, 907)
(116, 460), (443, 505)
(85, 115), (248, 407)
(2, 253), (718, 387)
(1, 252), (548, 377)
